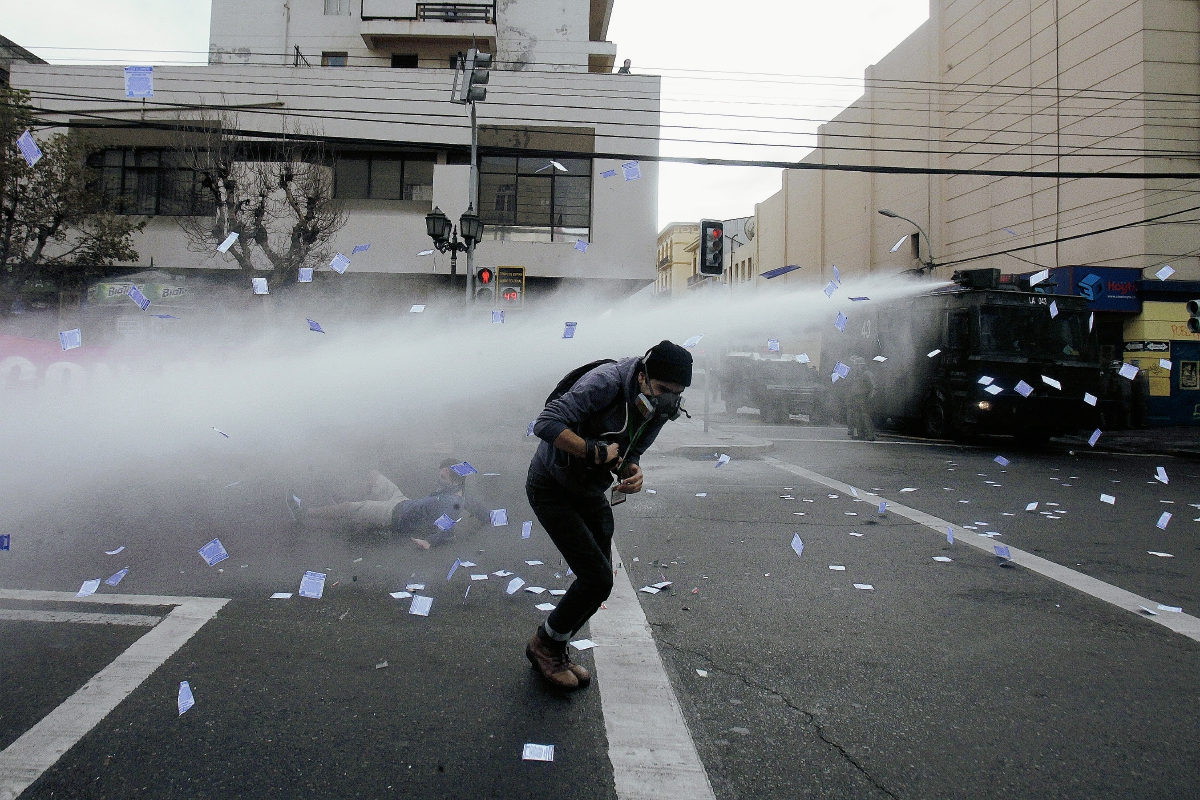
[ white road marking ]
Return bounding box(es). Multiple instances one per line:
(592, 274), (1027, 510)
(0, 590), (228, 800)
(0, 609), (161, 626)
(763, 457), (1200, 643)
(589, 545), (716, 800)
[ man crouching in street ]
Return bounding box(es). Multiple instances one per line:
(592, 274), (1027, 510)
(525, 340), (693, 690)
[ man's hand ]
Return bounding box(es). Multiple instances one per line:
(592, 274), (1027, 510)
(615, 462), (643, 494)
(600, 442), (620, 465)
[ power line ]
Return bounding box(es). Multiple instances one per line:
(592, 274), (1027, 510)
(23, 105), (1200, 181)
(934, 203), (1200, 268)
(16, 85), (1200, 163)
(24, 44), (1200, 103)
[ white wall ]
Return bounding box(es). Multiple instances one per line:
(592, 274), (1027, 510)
(12, 62), (660, 281)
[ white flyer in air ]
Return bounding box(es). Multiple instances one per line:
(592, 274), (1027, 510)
(124, 66), (154, 98)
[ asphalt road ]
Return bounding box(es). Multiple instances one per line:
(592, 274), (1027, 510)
(2, 414), (1198, 799)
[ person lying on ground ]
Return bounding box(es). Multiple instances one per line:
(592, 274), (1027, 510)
(290, 458), (488, 548)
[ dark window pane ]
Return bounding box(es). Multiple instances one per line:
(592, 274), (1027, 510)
(515, 175), (551, 226)
(480, 156), (516, 174)
(133, 170), (159, 214)
(479, 174), (516, 224)
(553, 175), (590, 228)
(321, 52), (348, 67)
(518, 157), (551, 175)
(556, 158), (590, 175)
(370, 158), (402, 199)
(403, 159), (433, 201)
(135, 150), (160, 167)
(335, 157), (369, 199)
(392, 54), (419, 68)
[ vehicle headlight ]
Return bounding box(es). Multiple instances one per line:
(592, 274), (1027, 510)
(977, 400), (991, 411)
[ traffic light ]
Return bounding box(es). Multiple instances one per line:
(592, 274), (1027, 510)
(454, 48), (491, 103)
(496, 266), (525, 306)
(475, 267), (495, 302)
(699, 219), (723, 275)
(1188, 299), (1200, 333)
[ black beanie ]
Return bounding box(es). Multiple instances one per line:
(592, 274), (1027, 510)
(644, 340), (693, 387)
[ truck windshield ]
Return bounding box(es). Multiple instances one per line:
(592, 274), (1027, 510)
(978, 305), (1095, 361)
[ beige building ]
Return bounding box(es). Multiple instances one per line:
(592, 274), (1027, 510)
(10, 0), (659, 310)
(655, 222), (699, 295)
(744, 0), (1200, 289)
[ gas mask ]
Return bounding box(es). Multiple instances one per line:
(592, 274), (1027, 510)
(635, 387), (685, 420)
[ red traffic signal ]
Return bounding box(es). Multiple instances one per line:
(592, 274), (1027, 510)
(477, 267), (495, 285)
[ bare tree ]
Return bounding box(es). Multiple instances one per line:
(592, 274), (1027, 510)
(175, 113), (346, 288)
(1, 87), (143, 312)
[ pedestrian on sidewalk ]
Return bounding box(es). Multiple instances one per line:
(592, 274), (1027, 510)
(524, 340), (692, 689)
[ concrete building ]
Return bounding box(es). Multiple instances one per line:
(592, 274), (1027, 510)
(739, 0), (1200, 423)
(655, 217), (750, 296)
(0, 34), (46, 87)
(9, 0), (659, 322)
(746, 0), (1200, 288)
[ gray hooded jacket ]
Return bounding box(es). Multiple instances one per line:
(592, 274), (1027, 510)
(528, 357), (669, 497)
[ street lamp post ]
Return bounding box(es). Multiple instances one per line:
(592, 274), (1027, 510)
(878, 208), (935, 271)
(425, 205), (484, 295)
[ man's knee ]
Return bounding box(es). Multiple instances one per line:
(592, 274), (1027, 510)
(576, 567), (614, 601)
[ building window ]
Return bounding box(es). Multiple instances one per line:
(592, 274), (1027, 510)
(87, 148), (213, 217)
(324, 0), (351, 14)
(478, 156), (592, 241)
(392, 54), (419, 68)
(321, 51), (348, 67)
(334, 153), (435, 201)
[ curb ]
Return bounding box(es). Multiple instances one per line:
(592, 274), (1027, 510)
(666, 440), (775, 459)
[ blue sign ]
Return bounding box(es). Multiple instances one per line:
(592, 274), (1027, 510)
(1048, 267), (1141, 313)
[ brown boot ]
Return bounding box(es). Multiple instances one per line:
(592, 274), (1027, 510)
(565, 655), (591, 688)
(526, 628), (580, 690)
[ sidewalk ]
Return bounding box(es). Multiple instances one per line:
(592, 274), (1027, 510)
(652, 414), (774, 459)
(1057, 426), (1200, 460)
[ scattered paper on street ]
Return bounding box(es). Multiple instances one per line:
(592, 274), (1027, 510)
(409, 595), (433, 616)
(1101, 494), (1115, 505)
(523, 743), (554, 762)
(506, 577), (526, 594)
(1148, 551), (1174, 558)
(853, 584), (874, 590)
(791, 534), (803, 558)
(299, 570), (327, 599)
(76, 579), (100, 598)
(178, 681), (195, 716)
(271, 592), (293, 599)
(535, 602), (556, 611)
(570, 639), (596, 651)
(491, 509), (508, 526)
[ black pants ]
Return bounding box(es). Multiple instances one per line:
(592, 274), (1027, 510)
(526, 478), (615, 637)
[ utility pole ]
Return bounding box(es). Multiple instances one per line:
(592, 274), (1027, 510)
(453, 46), (490, 306)
(467, 99), (477, 306)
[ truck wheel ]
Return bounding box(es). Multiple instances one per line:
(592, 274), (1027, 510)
(923, 395), (951, 439)
(764, 402), (790, 424)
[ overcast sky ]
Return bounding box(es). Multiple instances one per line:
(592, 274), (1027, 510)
(2, 0), (929, 229)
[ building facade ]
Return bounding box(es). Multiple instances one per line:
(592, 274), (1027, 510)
(737, 0), (1200, 424)
(745, 0), (1200, 289)
(10, 0), (659, 318)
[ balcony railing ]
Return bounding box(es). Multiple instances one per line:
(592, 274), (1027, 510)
(361, 0), (495, 22)
(416, 3), (494, 22)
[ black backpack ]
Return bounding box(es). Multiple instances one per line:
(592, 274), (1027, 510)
(545, 359), (618, 406)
